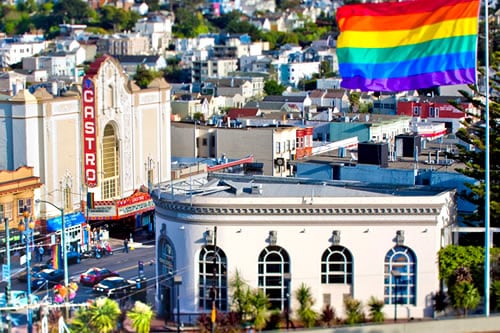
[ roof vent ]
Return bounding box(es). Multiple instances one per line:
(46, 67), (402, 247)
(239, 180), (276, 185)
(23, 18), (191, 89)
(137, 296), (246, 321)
(251, 184), (263, 194)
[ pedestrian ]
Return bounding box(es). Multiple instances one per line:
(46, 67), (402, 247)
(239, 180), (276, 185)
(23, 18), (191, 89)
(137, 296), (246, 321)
(123, 238), (129, 253)
(38, 245), (44, 263)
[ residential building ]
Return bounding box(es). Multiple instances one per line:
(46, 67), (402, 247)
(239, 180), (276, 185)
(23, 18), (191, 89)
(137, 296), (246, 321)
(276, 61), (320, 88)
(134, 12), (175, 54)
(191, 58), (238, 87)
(22, 51), (84, 82)
(96, 33), (150, 56)
(0, 38), (46, 68)
(397, 96), (478, 133)
(171, 122), (298, 176)
(0, 166), (42, 234)
(239, 0), (276, 15)
(0, 71), (26, 96)
(114, 55), (167, 76)
(204, 78), (255, 104)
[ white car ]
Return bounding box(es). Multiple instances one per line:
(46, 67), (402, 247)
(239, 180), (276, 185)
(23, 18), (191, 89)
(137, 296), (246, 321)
(0, 290), (40, 309)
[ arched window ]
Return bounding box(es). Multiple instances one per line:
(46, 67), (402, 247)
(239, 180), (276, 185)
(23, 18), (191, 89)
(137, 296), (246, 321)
(101, 124), (120, 199)
(321, 246), (353, 284)
(384, 246), (417, 305)
(258, 246), (290, 310)
(158, 236), (175, 280)
(199, 246), (228, 311)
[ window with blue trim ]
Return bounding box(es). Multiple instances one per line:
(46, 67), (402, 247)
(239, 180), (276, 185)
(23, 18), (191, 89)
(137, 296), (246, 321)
(384, 246), (417, 305)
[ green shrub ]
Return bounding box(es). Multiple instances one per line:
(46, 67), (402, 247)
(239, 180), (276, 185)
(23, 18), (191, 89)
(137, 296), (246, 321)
(343, 296), (364, 325)
(368, 296), (384, 323)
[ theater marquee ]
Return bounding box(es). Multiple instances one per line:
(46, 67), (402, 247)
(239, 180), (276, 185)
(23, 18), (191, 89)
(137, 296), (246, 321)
(86, 190), (155, 221)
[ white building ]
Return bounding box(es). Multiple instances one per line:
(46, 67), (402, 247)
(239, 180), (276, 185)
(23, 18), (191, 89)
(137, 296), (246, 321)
(154, 174), (456, 322)
(277, 62), (321, 88)
(0, 55), (172, 247)
(0, 39), (46, 67)
(134, 12), (174, 54)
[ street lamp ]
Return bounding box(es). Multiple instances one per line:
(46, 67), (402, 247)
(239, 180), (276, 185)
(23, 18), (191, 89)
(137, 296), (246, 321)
(174, 275), (182, 333)
(391, 269), (401, 322)
(35, 200), (68, 313)
(18, 207), (35, 333)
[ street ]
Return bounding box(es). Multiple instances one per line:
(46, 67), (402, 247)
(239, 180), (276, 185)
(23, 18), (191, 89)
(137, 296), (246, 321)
(3, 240), (156, 328)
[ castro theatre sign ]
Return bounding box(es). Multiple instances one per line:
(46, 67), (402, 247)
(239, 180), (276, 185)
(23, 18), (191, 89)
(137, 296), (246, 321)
(82, 77), (98, 187)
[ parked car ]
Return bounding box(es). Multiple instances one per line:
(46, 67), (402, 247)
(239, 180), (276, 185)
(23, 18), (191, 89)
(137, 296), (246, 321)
(0, 290), (40, 309)
(67, 251), (81, 264)
(80, 267), (119, 286)
(17, 263), (51, 282)
(93, 277), (136, 298)
(31, 269), (65, 289)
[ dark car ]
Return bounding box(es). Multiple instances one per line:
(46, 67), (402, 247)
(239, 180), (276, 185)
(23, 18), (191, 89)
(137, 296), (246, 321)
(67, 251), (81, 264)
(31, 269), (65, 289)
(80, 267), (119, 286)
(17, 263), (51, 282)
(93, 277), (136, 298)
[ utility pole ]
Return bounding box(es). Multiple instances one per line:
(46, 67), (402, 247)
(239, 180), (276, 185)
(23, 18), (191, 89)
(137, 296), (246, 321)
(3, 216), (12, 333)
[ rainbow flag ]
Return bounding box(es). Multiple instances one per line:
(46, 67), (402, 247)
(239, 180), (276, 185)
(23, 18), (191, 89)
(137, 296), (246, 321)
(52, 244), (60, 270)
(336, 0), (480, 92)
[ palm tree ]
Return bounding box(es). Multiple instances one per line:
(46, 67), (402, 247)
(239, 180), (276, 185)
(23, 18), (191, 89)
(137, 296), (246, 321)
(367, 296), (385, 323)
(127, 301), (154, 333)
(295, 283), (317, 328)
(70, 307), (94, 333)
(450, 281), (481, 317)
(230, 270), (252, 322)
(250, 289), (270, 332)
(88, 297), (122, 333)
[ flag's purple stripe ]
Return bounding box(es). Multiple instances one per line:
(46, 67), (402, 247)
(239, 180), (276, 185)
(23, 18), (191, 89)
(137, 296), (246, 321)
(340, 68), (476, 92)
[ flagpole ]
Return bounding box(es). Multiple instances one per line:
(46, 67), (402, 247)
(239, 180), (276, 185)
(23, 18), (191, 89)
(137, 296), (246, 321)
(483, 0), (490, 318)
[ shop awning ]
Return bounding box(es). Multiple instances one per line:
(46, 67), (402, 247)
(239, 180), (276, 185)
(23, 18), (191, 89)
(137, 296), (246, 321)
(47, 212), (86, 232)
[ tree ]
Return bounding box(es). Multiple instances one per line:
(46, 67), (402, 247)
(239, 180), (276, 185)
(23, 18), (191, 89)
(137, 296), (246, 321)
(438, 245), (485, 291)
(173, 8), (210, 38)
(249, 289), (270, 332)
(99, 6), (140, 32)
(127, 301), (154, 333)
(367, 296), (384, 323)
(295, 283), (317, 328)
(53, 0), (93, 25)
(264, 80), (286, 96)
(343, 296), (364, 325)
(449, 281), (481, 316)
(349, 91), (361, 113)
(133, 66), (164, 89)
(230, 270), (252, 321)
(87, 297), (122, 333)
(71, 307), (94, 333)
(451, 51), (500, 243)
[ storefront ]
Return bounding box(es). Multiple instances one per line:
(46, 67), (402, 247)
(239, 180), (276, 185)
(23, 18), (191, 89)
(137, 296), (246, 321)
(85, 190), (155, 239)
(46, 212), (89, 252)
